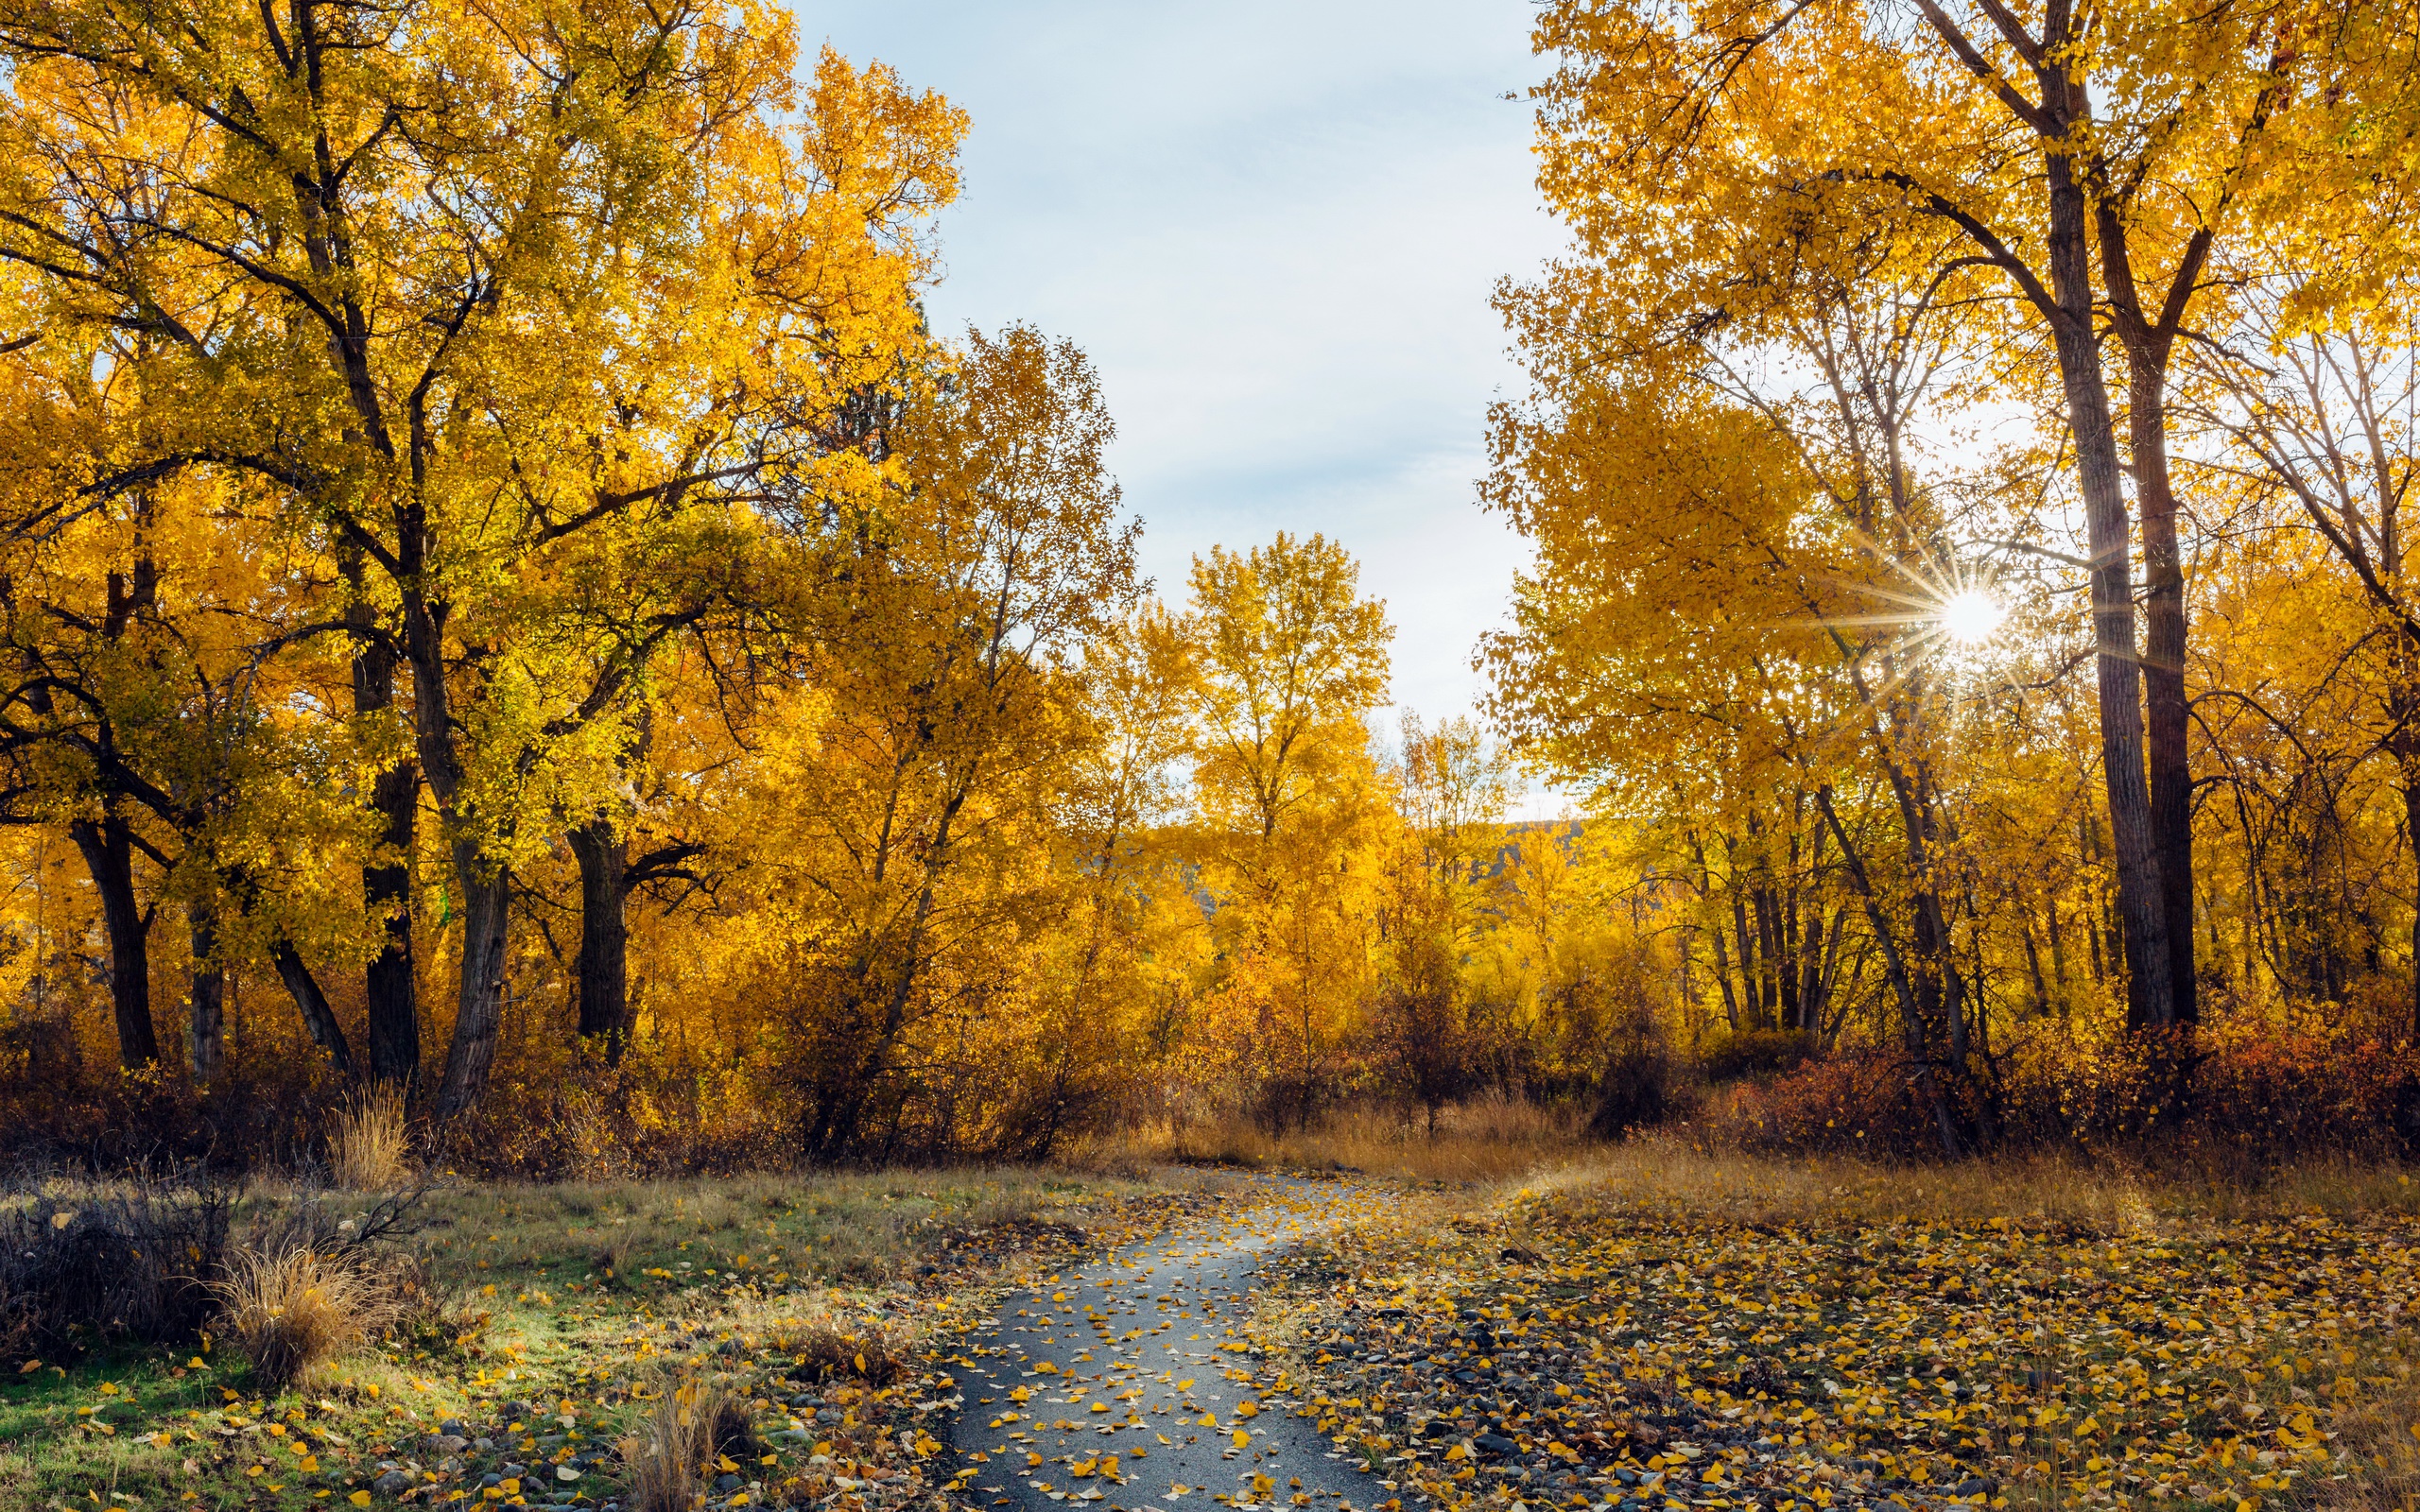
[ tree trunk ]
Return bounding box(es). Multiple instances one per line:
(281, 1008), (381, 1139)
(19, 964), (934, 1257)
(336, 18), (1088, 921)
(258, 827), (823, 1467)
(568, 819), (631, 1063)
(69, 816), (157, 1069)
(2404, 750), (2420, 1042)
(187, 901), (226, 1085)
(364, 761), (420, 1090)
(1731, 892), (1760, 1027)
(2040, 146), (2174, 1027)
(1813, 787), (1962, 1159)
(2131, 365), (2199, 1026)
(272, 940), (354, 1074)
(348, 575), (422, 1092)
(1707, 919), (1740, 1030)
(432, 847), (512, 1120)
(1754, 885), (1788, 1028)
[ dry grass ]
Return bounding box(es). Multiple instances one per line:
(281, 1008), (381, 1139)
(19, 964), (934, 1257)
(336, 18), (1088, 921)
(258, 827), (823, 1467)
(1105, 1095), (1589, 1183)
(402, 1163), (1207, 1293)
(209, 1246), (398, 1390)
(329, 1086), (412, 1190)
(1525, 1139), (2163, 1229)
(618, 1371), (755, 1512)
(1525, 1136), (2420, 1231)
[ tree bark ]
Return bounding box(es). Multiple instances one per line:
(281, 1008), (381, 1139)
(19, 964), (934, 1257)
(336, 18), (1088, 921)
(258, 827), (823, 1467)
(568, 819), (631, 1063)
(346, 568), (422, 1091)
(2402, 747), (2420, 1041)
(2039, 142), (2175, 1027)
(69, 816), (157, 1069)
(272, 940), (354, 1074)
(186, 901), (225, 1085)
(432, 847), (512, 1120)
(2130, 364), (2199, 1026)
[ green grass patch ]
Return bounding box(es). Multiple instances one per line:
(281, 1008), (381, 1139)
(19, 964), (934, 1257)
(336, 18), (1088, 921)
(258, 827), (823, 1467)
(0, 1164), (1226, 1510)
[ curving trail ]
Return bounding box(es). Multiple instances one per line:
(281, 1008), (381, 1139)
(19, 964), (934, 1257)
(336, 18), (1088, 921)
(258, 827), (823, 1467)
(937, 1176), (1388, 1512)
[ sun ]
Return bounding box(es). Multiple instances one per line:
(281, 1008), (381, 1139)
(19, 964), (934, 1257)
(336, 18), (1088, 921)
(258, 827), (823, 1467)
(1939, 588), (2004, 645)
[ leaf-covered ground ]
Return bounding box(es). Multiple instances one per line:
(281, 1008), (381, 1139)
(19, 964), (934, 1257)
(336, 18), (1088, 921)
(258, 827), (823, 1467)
(0, 1169), (1233, 1512)
(1244, 1179), (2420, 1512)
(23, 1161), (2420, 1512)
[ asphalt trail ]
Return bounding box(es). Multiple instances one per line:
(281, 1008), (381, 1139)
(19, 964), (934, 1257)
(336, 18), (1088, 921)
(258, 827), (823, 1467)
(940, 1177), (1388, 1512)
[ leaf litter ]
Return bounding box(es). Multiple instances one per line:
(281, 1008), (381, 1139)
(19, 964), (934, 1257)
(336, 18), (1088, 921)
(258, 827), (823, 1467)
(1234, 1179), (2420, 1512)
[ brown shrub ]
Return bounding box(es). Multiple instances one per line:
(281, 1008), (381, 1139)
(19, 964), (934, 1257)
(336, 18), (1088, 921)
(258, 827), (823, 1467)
(379, 1251), (491, 1356)
(0, 1179), (233, 1363)
(1703, 1016), (2420, 1168)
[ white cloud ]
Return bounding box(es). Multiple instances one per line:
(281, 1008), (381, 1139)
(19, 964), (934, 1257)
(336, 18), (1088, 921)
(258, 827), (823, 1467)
(811, 0), (1566, 765)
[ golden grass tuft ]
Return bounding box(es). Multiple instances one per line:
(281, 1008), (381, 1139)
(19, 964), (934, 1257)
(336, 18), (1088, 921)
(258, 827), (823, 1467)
(329, 1085), (412, 1191)
(619, 1373), (755, 1512)
(210, 1246), (398, 1390)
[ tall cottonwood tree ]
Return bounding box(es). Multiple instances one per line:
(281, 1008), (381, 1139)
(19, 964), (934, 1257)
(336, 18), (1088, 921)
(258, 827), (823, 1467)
(771, 326), (1138, 1160)
(1523, 0), (2410, 1029)
(0, 0), (961, 1113)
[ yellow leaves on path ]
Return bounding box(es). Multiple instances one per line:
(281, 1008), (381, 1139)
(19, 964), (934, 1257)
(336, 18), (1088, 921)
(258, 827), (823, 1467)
(1263, 1181), (2420, 1512)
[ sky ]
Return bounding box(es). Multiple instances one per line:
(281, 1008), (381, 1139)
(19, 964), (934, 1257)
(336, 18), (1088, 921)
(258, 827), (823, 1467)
(811, 1), (1571, 808)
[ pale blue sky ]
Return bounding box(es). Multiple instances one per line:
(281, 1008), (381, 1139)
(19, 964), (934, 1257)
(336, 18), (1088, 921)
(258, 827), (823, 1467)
(812, 2), (1565, 789)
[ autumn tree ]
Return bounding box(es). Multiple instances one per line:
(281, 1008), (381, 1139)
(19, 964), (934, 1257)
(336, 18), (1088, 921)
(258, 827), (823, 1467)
(0, 0), (961, 1113)
(1184, 532), (1392, 1125)
(767, 325), (1138, 1161)
(1375, 713), (1510, 1133)
(1523, 0), (2420, 1029)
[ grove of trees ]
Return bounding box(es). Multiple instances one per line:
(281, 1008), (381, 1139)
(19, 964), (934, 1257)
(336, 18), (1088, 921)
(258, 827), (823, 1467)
(9, 0), (2420, 1167)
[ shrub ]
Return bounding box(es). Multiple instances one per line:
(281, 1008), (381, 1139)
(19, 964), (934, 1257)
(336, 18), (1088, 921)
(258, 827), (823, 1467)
(0, 1174), (426, 1369)
(0, 1053), (337, 1172)
(1700, 1028), (1819, 1084)
(210, 1246), (398, 1390)
(381, 1251), (492, 1358)
(1703, 1010), (2420, 1166)
(0, 1177), (233, 1363)
(1589, 1009), (1686, 1137)
(779, 1322), (905, 1385)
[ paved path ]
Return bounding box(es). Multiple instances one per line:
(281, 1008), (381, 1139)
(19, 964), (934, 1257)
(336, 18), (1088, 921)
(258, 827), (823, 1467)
(939, 1177), (1387, 1512)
